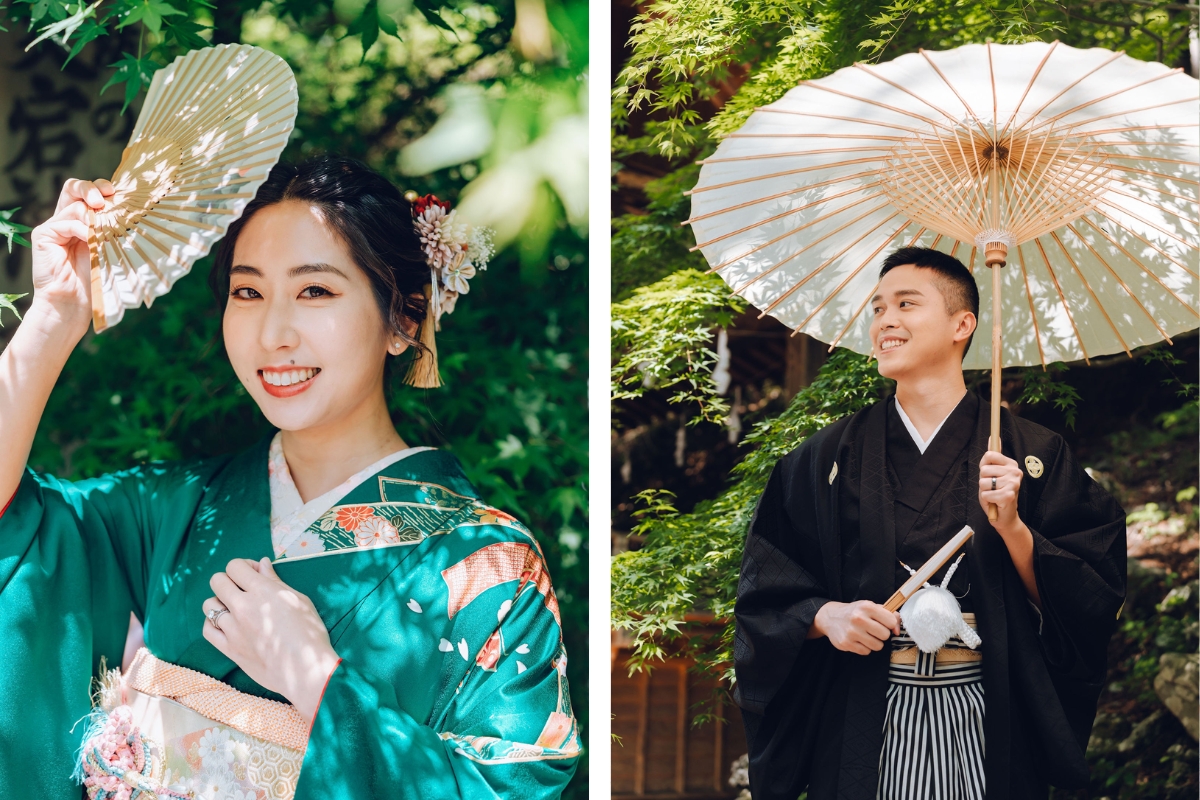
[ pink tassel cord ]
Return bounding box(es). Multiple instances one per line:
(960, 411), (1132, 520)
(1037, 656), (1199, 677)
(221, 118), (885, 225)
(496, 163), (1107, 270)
(78, 706), (190, 800)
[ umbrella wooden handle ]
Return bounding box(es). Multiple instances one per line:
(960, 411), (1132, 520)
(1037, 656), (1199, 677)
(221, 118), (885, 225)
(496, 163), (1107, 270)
(987, 259), (1003, 525)
(987, 433), (1000, 522)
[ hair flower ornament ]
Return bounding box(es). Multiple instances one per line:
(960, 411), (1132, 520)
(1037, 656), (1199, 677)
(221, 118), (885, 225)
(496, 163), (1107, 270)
(404, 192), (494, 388)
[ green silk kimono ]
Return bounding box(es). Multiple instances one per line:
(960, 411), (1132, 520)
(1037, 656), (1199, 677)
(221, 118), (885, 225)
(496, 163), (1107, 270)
(0, 434), (580, 797)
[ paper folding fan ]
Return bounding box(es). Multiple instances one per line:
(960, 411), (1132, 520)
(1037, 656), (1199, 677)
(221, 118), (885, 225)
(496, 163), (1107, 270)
(87, 44), (298, 332)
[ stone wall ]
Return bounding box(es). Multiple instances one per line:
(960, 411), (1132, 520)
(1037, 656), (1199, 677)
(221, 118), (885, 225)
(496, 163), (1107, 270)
(0, 27), (136, 302)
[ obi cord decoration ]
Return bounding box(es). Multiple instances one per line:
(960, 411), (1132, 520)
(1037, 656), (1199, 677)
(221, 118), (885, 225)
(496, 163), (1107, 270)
(403, 192), (495, 389)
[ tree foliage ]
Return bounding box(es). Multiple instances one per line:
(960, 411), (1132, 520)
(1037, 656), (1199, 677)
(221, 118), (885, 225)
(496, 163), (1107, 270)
(614, 0), (1195, 158)
(612, 349), (892, 674)
(0, 293), (26, 324)
(4, 0), (457, 105)
(611, 269), (746, 423)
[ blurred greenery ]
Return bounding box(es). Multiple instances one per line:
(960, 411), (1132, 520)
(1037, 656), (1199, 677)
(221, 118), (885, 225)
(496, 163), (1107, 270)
(3, 0), (588, 794)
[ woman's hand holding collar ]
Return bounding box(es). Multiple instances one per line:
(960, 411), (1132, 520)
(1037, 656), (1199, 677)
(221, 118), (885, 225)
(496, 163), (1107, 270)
(202, 557), (342, 722)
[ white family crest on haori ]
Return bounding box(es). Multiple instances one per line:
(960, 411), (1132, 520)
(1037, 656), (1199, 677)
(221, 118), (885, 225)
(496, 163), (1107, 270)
(87, 44), (298, 332)
(898, 554), (982, 654)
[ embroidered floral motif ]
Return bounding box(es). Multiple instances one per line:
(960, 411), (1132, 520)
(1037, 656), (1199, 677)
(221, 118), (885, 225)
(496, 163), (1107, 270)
(418, 483), (467, 507)
(197, 728), (236, 765)
(475, 630), (504, 671)
(284, 531), (325, 559)
(335, 505), (376, 532)
(355, 516), (401, 548)
(288, 492), (477, 560)
(279, 484), (525, 562)
(473, 507), (519, 527)
(176, 725), (302, 800)
(267, 432), (436, 558)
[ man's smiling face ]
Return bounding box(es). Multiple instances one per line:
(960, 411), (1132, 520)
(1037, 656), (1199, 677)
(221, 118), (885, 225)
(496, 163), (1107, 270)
(869, 264), (975, 381)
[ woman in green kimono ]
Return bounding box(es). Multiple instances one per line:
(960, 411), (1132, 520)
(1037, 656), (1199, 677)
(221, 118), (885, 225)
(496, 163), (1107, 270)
(0, 157), (580, 799)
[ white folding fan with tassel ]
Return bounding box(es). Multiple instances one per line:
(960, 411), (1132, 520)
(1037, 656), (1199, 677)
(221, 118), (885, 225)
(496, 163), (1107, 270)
(87, 44), (298, 331)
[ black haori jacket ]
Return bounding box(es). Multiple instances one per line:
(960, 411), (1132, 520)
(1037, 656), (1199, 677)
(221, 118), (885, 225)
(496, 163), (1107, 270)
(733, 395), (1126, 800)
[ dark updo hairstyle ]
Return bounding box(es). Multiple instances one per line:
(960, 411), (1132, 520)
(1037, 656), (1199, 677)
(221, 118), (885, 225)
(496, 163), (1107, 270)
(209, 155), (433, 376)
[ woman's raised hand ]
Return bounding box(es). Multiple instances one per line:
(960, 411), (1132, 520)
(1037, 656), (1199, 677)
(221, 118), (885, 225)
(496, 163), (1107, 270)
(29, 178), (114, 337)
(0, 179), (116, 507)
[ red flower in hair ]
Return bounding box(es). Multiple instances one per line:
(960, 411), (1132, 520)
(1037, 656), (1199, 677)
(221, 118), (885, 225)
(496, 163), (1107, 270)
(413, 194), (451, 217)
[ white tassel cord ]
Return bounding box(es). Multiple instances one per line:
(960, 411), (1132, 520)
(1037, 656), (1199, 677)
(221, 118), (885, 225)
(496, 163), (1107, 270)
(898, 554), (982, 653)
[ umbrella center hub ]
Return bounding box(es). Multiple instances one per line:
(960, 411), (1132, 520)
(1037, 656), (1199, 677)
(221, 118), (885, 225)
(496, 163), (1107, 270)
(982, 143), (1009, 162)
(878, 120), (1114, 246)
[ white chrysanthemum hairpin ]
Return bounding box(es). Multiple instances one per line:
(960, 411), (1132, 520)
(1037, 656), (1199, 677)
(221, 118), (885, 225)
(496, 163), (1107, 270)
(402, 192), (494, 389)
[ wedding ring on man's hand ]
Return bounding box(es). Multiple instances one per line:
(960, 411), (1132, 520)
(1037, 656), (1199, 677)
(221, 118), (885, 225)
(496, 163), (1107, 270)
(207, 606), (229, 632)
(991, 477), (997, 491)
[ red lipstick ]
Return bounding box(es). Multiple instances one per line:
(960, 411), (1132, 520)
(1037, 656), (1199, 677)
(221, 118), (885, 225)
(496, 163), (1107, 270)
(258, 367), (321, 398)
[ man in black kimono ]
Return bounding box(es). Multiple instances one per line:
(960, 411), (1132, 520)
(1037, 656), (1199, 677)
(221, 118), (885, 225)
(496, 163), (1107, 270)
(734, 246), (1126, 800)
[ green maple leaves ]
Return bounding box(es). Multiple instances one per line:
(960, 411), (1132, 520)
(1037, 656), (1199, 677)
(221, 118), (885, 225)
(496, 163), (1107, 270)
(102, 50), (161, 110)
(0, 209), (32, 253)
(17, 0), (462, 106)
(345, 0), (453, 62)
(0, 294), (28, 326)
(117, 0), (182, 32)
(17, 0), (201, 110)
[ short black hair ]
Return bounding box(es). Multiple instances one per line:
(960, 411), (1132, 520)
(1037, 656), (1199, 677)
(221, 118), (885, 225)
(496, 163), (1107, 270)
(879, 246), (980, 358)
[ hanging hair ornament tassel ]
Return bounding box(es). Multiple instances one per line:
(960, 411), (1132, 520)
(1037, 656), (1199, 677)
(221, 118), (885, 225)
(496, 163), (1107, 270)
(406, 193), (494, 388)
(898, 553), (981, 653)
(405, 282), (443, 389)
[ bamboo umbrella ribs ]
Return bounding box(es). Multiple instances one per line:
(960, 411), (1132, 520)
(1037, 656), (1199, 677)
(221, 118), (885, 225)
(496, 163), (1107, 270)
(87, 44), (298, 332)
(688, 41), (1199, 516)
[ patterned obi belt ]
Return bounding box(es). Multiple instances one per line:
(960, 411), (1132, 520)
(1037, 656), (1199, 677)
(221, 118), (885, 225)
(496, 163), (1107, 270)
(78, 648), (309, 800)
(888, 613), (982, 686)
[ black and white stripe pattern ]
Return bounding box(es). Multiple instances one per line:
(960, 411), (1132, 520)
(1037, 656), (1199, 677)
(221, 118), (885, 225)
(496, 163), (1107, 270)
(877, 631), (985, 799)
(887, 631), (982, 685)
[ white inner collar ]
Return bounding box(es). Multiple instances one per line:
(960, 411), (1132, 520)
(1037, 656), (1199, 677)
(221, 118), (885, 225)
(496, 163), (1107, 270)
(893, 397), (957, 454)
(268, 431), (434, 557)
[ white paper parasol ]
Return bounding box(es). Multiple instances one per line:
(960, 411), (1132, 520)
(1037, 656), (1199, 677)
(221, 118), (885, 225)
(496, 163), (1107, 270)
(87, 44), (298, 332)
(688, 41), (1199, 457)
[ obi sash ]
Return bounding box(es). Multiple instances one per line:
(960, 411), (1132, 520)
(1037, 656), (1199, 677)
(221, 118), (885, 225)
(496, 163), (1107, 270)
(78, 648), (309, 800)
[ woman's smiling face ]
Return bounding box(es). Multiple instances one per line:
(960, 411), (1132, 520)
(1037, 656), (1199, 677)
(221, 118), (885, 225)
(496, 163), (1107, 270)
(222, 200), (400, 432)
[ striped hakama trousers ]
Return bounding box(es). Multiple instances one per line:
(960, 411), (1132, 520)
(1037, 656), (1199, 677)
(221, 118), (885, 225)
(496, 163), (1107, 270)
(876, 623), (985, 800)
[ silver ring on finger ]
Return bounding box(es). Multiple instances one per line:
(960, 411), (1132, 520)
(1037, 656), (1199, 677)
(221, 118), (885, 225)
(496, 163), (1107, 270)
(207, 606), (229, 632)
(991, 477), (997, 491)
